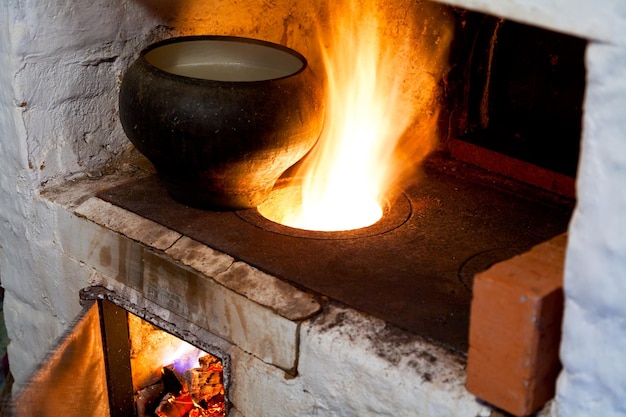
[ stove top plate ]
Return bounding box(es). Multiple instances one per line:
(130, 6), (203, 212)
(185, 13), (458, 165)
(98, 156), (573, 353)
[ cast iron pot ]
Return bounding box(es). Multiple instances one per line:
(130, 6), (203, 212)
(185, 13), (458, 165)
(119, 35), (324, 210)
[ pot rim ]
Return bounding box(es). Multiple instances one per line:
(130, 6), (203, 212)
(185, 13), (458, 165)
(139, 35), (309, 84)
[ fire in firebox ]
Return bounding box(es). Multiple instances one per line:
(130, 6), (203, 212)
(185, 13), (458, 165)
(132, 329), (225, 417)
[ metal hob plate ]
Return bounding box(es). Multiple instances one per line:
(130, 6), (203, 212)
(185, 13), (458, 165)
(97, 156), (573, 354)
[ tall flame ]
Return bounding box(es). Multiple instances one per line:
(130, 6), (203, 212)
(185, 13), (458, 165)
(259, 0), (453, 231)
(168, 0), (453, 231)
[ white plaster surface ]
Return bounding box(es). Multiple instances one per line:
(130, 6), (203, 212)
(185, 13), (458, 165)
(231, 304), (490, 417)
(0, 195), (111, 383)
(435, 0), (626, 43)
(75, 197), (182, 251)
(4, 1), (164, 185)
(56, 211), (301, 371)
(167, 238), (322, 321)
(0, 0), (167, 382)
(555, 40), (626, 417)
(298, 305), (490, 417)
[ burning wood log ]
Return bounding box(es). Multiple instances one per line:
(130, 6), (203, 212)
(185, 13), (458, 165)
(155, 392), (194, 417)
(150, 353), (224, 417)
(183, 355), (224, 405)
(161, 364), (184, 394)
(135, 381), (164, 417)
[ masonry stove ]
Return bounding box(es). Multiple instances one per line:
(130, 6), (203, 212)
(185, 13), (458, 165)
(0, 1), (590, 416)
(93, 3), (580, 355)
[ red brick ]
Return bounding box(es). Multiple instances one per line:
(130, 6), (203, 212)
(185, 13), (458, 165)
(466, 234), (566, 416)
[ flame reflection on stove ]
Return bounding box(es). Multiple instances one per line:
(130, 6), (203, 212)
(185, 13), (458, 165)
(259, 0), (453, 231)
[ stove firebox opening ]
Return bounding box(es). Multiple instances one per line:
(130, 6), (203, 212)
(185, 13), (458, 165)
(129, 311), (225, 417)
(9, 291), (227, 417)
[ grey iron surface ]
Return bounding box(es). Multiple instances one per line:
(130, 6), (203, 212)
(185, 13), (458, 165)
(97, 156), (573, 354)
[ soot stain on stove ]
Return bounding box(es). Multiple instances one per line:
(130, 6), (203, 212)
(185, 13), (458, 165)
(99, 245), (112, 268)
(317, 310), (348, 333)
(311, 304), (462, 384)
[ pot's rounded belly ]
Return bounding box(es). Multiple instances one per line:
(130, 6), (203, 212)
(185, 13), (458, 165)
(118, 36), (324, 210)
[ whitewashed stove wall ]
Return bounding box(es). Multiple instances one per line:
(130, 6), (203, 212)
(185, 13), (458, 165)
(0, 1), (625, 416)
(0, 0), (165, 383)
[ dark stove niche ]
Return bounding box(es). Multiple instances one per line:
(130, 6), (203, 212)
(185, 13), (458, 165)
(445, 9), (586, 189)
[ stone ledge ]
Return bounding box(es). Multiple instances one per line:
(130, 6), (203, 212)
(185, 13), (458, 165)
(72, 196), (322, 323)
(166, 237), (321, 321)
(44, 174), (324, 372)
(40, 159), (154, 210)
(55, 207), (303, 372)
(75, 197), (181, 251)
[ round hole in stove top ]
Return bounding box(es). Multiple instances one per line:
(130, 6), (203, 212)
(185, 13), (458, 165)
(236, 183), (412, 239)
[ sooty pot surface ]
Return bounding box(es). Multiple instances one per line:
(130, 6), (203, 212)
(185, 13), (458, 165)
(119, 35), (324, 210)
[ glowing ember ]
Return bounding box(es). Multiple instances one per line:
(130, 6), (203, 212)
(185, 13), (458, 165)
(259, 0), (452, 231)
(152, 342), (225, 417)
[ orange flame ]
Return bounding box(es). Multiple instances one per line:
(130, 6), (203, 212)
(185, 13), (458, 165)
(259, 0), (453, 231)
